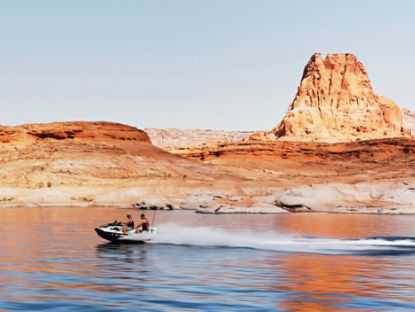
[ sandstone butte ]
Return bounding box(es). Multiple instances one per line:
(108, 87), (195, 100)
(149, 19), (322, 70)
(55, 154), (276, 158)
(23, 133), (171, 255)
(251, 53), (410, 143)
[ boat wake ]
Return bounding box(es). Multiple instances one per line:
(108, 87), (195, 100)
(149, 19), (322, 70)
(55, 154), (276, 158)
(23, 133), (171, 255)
(149, 223), (415, 255)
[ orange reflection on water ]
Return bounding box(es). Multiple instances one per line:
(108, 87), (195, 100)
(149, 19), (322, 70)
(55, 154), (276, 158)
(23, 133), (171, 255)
(268, 213), (415, 311)
(274, 253), (388, 311)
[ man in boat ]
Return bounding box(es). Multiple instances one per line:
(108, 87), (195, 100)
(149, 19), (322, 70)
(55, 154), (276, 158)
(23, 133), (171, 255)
(123, 214), (135, 234)
(136, 213), (150, 233)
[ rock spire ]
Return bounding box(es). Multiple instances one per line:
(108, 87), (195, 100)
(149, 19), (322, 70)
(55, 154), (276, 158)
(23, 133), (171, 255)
(254, 53), (407, 142)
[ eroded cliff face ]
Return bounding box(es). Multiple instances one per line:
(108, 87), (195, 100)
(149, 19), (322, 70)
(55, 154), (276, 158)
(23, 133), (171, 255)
(253, 53), (407, 142)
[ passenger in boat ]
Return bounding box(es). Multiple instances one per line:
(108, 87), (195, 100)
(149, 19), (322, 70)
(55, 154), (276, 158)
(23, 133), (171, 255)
(123, 214), (135, 233)
(136, 213), (150, 232)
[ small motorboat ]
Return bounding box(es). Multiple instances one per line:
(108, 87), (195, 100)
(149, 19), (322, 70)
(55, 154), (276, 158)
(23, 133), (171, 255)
(95, 221), (157, 243)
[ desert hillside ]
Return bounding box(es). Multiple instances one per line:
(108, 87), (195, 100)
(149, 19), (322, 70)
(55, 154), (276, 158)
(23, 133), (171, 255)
(1, 119), (414, 214)
(0, 121), (248, 207)
(0, 121), (244, 188)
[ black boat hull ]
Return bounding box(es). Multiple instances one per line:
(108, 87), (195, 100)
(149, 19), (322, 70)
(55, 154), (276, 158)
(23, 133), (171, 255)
(95, 228), (123, 242)
(95, 225), (156, 243)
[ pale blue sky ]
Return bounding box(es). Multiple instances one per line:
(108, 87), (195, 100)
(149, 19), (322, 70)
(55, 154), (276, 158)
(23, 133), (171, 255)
(1, 0), (414, 130)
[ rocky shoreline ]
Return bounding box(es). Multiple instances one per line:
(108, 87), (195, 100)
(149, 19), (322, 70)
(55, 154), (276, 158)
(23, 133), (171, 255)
(275, 182), (415, 214)
(2, 181), (414, 215)
(129, 181), (415, 214)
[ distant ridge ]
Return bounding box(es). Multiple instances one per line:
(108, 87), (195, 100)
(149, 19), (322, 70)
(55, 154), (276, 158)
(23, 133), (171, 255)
(145, 128), (256, 148)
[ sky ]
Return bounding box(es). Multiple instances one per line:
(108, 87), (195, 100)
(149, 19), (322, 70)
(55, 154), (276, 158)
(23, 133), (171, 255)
(1, 0), (414, 130)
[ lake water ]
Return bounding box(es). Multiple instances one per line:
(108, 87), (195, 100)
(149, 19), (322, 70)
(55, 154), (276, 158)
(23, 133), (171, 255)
(1, 207), (415, 311)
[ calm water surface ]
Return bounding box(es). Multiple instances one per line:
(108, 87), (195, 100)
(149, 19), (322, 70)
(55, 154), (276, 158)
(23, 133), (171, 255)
(1, 207), (415, 311)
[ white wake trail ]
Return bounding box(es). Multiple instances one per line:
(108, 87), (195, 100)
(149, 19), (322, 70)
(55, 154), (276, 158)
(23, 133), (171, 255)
(149, 223), (415, 255)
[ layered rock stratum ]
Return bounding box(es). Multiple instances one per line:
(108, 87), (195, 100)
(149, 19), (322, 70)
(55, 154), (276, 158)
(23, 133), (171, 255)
(144, 128), (255, 148)
(252, 53), (408, 143)
(170, 137), (415, 213)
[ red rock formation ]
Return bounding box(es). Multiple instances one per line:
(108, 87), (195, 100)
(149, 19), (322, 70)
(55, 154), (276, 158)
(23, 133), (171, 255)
(174, 137), (415, 163)
(0, 121), (233, 190)
(0, 121), (151, 144)
(253, 53), (408, 142)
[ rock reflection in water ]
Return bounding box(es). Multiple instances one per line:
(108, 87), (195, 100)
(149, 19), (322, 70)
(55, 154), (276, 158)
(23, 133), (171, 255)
(275, 254), (387, 311)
